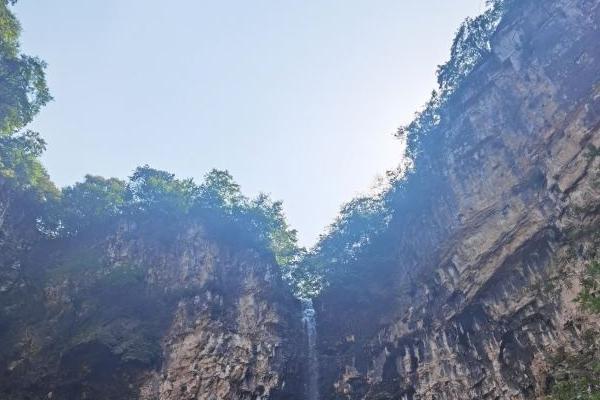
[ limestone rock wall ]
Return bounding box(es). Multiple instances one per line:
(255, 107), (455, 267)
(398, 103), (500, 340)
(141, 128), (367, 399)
(0, 221), (304, 400)
(314, 1), (600, 399)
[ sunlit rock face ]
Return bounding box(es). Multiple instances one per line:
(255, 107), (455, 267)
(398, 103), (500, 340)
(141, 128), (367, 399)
(2, 1), (599, 399)
(314, 0), (600, 399)
(0, 221), (304, 400)
(134, 226), (304, 400)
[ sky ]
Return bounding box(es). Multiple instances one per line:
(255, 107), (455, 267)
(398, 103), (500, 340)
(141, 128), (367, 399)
(14, 0), (486, 247)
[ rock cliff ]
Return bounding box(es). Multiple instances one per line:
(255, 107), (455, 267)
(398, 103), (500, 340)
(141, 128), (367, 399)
(2, 0), (600, 399)
(0, 217), (304, 399)
(314, 0), (600, 399)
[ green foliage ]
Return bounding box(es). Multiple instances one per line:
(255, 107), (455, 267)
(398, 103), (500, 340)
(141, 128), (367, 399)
(0, 1), (55, 204)
(549, 156), (600, 399)
(195, 170), (302, 272)
(242, 193), (300, 266)
(125, 165), (199, 216)
(195, 169), (302, 271)
(548, 380), (600, 400)
(314, 195), (390, 265)
(53, 166), (301, 279)
(294, 1), (515, 298)
(60, 175), (126, 235)
(0, 0), (19, 57)
(0, 3), (300, 287)
(293, 193), (391, 297)
(197, 169), (244, 211)
(0, 2), (51, 136)
(398, 0), (508, 158)
(0, 131), (58, 241)
(576, 260), (600, 314)
(436, 3), (504, 96)
(0, 130), (55, 195)
(546, 346), (600, 400)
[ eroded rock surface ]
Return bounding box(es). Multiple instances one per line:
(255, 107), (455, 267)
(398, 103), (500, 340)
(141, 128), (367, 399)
(0, 221), (303, 400)
(315, 1), (600, 398)
(2, 1), (599, 399)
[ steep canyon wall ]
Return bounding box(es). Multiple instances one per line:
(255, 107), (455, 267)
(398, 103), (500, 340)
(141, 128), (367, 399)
(0, 217), (304, 400)
(314, 1), (600, 398)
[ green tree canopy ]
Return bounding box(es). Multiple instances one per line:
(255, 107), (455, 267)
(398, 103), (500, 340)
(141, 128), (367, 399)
(0, 1), (51, 136)
(0, 1), (55, 204)
(52, 166), (301, 280)
(125, 165), (199, 216)
(197, 169), (244, 212)
(60, 175), (127, 235)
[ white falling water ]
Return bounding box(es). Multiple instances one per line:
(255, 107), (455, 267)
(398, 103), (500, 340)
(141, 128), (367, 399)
(302, 298), (319, 400)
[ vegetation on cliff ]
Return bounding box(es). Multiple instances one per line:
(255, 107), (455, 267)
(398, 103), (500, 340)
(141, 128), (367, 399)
(1, 0), (599, 397)
(55, 166), (300, 268)
(0, 0), (55, 223)
(577, 260), (600, 314)
(291, 0), (515, 297)
(0, 0), (523, 300)
(546, 154), (600, 399)
(0, 4), (303, 397)
(546, 278), (600, 399)
(0, 1), (300, 283)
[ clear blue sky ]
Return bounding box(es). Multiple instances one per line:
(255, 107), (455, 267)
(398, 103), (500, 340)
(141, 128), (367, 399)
(14, 0), (485, 246)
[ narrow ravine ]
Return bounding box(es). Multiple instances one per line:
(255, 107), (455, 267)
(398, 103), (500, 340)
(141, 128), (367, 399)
(302, 299), (319, 400)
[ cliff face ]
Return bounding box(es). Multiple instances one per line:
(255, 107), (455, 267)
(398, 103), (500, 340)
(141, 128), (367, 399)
(0, 217), (304, 400)
(315, 0), (600, 399)
(2, 1), (600, 399)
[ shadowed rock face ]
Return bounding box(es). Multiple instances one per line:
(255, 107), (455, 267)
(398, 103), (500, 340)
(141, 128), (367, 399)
(2, 1), (600, 400)
(314, 0), (600, 399)
(0, 220), (304, 400)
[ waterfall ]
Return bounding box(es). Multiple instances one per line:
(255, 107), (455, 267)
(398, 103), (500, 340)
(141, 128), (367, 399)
(302, 298), (319, 400)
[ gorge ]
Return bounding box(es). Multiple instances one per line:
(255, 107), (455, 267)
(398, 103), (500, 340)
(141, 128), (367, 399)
(302, 299), (320, 400)
(1, 0), (600, 399)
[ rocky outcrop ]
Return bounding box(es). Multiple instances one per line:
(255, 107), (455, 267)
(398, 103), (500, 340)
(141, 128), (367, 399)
(314, 0), (600, 399)
(3, 1), (600, 399)
(0, 219), (304, 400)
(0, 176), (45, 296)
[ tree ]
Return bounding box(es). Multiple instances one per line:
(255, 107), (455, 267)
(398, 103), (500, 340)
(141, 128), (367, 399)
(0, 0), (56, 257)
(124, 165), (199, 216)
(246, 193), (301, 267)
(313, 195), (390, 266)
(60, 175), (126, 235)
(0, 1), (55, 202)
(197, 169), (244, 212)
(397, 0), (507, 160)
(576, 261), (600, 313)
(0, 130), (52, 192)
(0, 1), (51, 136)
(195, 171), (301, 271)
(436, 4), (503, 97)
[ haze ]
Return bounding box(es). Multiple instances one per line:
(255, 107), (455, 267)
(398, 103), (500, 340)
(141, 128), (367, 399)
(14, 0), (485, 246)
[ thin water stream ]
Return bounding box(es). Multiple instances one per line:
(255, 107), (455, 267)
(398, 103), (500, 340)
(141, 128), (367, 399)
(302, 299), (319, 400)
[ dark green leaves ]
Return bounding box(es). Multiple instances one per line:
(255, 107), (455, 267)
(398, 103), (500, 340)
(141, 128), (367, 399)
(398, 1), (507, 159)
(577, 260), (600, 314)
(0, 2), (54, 199)
(0, 130), (56, 198)
(60, 175), (127, 235)
(125, 165), (199, 216)
(198, 169), (243, 211)
(54, 166), (300, 277)
(0, 2), (51, 136)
